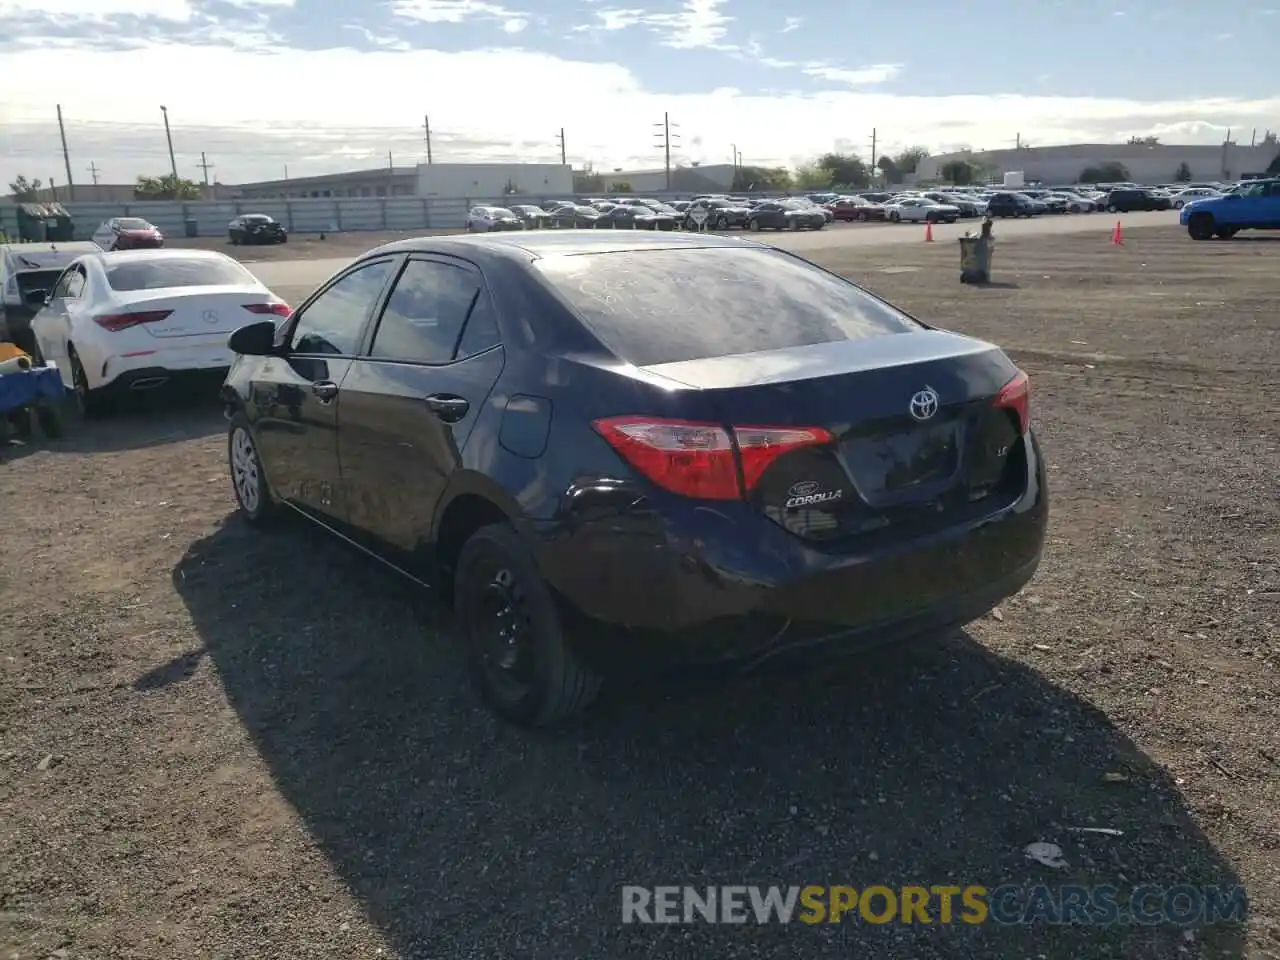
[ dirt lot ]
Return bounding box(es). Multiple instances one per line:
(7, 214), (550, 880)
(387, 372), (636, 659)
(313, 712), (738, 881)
(1, 226), (1276, 960)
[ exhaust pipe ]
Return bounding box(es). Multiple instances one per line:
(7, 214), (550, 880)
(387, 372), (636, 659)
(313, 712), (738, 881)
(128, 376), (169, 391)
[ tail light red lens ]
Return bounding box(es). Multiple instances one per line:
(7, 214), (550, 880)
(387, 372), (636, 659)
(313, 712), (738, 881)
(93, 309), (173, 332)
(993, 370), (1030, 434)
(592, 416), (833, 501)
(243, 301), (292, 318)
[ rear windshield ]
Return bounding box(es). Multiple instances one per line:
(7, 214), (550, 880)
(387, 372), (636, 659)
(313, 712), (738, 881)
(116, 218), (153, 230)
(534, 247), (920, 366)
(105, 257), (255, 292)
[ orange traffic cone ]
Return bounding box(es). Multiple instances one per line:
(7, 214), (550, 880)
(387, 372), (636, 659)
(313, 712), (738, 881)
(924, 221), (934, 242)
(1111, 220), (1124, 245)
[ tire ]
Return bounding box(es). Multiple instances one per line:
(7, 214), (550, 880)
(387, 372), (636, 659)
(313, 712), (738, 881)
(748, 219), (761, 232)
(229, 234), (239, 245)
(789, 218), (800, 231)
(228, 413), (277, 525)
(714, 215), (728, 230)
(35, 401), (62, 439)
(1215, 227), (1238, 240)
(1174, 200), (1184, 209)
(455, 523), (601, 726)
(889, 212), (900, 222)
(1187, 213), (1216, 242)
(1107, 204), (1118, 213)
(68, 348), (107, 418)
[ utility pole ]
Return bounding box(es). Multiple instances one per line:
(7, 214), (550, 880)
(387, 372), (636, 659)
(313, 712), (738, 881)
(284, 164), (289, 180)
(56, 104), (75, 201)
(197, 151), (214, 186)
(49, 176), (57, 203)
(423, 115), (433, 164)
(160, 105), (178, 182)
(388, 151), (394, 194)
(652, 112), (680, 191)
(869, 127), (877, 176)
(556, 127), (566, 165)
(87, 162), (100, 185)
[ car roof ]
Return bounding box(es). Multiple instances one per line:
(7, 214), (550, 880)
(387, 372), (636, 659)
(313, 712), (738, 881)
(368, 230), (762, 261)
(93, 248), (237, 265)
(2, 241), (100, 257)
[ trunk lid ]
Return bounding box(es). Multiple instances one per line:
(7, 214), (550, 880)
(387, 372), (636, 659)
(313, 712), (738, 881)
(111, 289), (277, 339)
(642, 330), (1028, 542)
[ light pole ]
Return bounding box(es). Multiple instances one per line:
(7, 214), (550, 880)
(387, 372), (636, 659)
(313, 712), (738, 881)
(160, 105), (178, 182)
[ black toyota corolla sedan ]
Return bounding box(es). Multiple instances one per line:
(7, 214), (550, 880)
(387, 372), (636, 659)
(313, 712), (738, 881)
(222, 231), (1047, 726)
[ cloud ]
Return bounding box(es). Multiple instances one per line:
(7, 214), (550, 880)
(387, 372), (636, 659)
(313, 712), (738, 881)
(781, 16), (801, 32)
(585, 0), (731, 48)
(802, 63), (902, 87)
(502, 16), (527, 31)
(390, 0), (526, 25)
(0, 0), (191, 17)
(1, 39), (1277, 185)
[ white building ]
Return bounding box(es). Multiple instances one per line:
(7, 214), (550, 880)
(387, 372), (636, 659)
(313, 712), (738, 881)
(596, 164), (736, 194)
(916, 142), (1279, 185)
(415, 163), (572, 200)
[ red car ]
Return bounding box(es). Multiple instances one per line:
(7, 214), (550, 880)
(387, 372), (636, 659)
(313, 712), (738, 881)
(830, 197), (887, 222)
(92, 217), (165, 251)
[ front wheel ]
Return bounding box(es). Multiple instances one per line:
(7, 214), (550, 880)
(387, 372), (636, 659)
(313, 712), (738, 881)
(1187, 213), (1216, 241)
(889, 212), (900, 222)
(748, 219), (761, 232)
(455, 523), (602, 726)
(228, 414), (277, 525)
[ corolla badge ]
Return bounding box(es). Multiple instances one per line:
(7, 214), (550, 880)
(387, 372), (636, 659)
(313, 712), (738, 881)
(785, 480), (843, 509)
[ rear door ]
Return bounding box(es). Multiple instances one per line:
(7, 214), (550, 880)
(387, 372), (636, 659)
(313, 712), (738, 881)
(248, 257), (399, 522)
(31, 263), (87, 376)
(1260, 182), (1280, 226)
(337, 255), (505, 556)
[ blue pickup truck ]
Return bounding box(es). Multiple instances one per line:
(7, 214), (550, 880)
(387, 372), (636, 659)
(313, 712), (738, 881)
(1180, 178), (1280, 240)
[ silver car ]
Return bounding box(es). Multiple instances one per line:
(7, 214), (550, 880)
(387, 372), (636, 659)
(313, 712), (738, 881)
(465, 206), (525, 232)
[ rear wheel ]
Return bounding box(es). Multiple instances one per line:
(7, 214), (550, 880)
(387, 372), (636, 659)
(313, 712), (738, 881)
(455, 523), (601, 726)
(68, 348), (107, 418)
(889, 211), (900, 222)
(228, 413), (277, 525)
(1187, 213), (1216, 241)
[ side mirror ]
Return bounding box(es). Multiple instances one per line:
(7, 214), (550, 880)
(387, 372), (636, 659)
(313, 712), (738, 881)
(42, 295), (52, 306)
(227, 319), (279, 356)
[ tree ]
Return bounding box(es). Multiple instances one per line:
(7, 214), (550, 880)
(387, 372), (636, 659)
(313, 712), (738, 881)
(1078, 161), (1130, 183)
(893, 146), (929, 174)
(573, 172), (604, 193)
(8, 175), (43, 201)
(1173, 161), (1192, 182)
(792, 164), (831, 189)
(731, 165), (792, 191)
(876, 155), (901, 184)
(502, 179), (524, 195)
(134, 173), (202, 200)
(815, 152), (869, 188)
(606, 181), (632, 193)
(939, 159), (975, 186)
(1128, 135), (1160, 146)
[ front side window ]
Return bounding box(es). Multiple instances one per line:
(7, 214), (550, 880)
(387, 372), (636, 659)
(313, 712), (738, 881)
(290, 259), (394, 355)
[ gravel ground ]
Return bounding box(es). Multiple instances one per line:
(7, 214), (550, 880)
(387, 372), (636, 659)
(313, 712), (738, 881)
(1, 226), (1276, 960)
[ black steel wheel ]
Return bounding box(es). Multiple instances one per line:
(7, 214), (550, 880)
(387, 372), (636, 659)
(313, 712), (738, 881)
(455, 523), (601, 725)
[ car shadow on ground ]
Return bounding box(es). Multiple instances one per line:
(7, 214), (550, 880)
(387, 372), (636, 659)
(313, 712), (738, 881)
(171, 515), (1247, 960)
(0, 392), (224, 461)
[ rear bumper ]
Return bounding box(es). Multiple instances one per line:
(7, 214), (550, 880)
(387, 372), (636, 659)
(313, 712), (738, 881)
(97, 341), (236, 390)
(539, 432), (1049, 669)
(102, 364), (229, 395)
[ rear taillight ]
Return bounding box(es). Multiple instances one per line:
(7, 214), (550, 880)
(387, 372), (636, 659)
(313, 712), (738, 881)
(592, 416), (832, 501)
(993, 370), (1030, 434)
(93, 309), (173, 332)
(243, 302), (292, 318)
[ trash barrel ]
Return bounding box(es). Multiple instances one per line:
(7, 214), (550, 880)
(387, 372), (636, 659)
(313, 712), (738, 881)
(184, 217), (199, 238)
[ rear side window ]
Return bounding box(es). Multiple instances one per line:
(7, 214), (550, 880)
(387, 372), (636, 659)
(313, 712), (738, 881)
(105, 257), (254, 292)
(534, 248), (920, 367)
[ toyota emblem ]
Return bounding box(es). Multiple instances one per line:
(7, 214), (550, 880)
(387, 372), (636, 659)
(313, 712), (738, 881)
(202, 309), (219, 325)
(909, 386), (940, 421)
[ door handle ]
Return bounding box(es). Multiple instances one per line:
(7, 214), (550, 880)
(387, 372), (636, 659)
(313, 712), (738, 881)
(312, 380), (338, 402)
(423, 393), (469, 423)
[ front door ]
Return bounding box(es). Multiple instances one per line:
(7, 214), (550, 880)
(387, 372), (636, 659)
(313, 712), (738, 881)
(249, 256), (398, 522)
(338, 256), (505, 558)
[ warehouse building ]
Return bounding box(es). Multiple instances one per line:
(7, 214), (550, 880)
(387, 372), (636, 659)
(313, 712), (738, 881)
(415, 163), (573, 199)
(916, 142), (1279, 185)
(232, 166), (419, 200)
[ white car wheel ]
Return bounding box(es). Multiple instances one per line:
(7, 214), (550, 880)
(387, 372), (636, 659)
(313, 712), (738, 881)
(231, 427), (260, 514)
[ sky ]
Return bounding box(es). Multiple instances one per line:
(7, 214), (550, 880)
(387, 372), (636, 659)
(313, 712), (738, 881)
(0, 0), (1277, 187)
